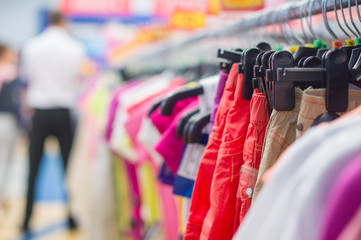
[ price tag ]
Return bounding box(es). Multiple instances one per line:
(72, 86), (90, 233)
(170, 10), (206, 30)
(222, 0), (263, 10)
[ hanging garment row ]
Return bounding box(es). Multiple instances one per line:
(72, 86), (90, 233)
(86, 34), (361, 239)
(66, 1), (361, 239)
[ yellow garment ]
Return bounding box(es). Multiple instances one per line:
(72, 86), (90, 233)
(176, 196), (184, 235)
(137, 162), (161, 226)
(113, 157), (132, 234)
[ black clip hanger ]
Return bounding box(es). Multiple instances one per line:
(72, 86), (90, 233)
(340, 45), (358, 63)
(238, 48), (262, 100)
(312, 112), (340, 126)
(268, 50), (296, 111)
(176, 108), (200, 138)
(295, 56), (322, 89)
(303, 56), (322, 68)
(186, 111), (211, 144)
(217, 49), (243, 63)
(232, 48), (244, 53)
(298, 56), (308, 67)
(160, 85), (204, 116)
(316, 48), (329, 61)
(348, 47), (361, 69)
(253, 52), (266, 92)
(276, 49), (353, 112)
(262, 50), (276, 90)
(293, 46), (318, 64)
(148, 99), (162, 116)
(303, 56), (323, 89)
(261, 50), (276, 112)
(252, 50), (274, 116)
(256, 42), (272, 52)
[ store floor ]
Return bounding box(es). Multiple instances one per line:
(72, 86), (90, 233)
(0, 136), (86, 240)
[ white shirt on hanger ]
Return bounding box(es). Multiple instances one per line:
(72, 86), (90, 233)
(22, 26), (86, 109)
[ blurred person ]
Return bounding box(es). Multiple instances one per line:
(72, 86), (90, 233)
(21, 11), (86, 233)
(0, 43), (20, 209)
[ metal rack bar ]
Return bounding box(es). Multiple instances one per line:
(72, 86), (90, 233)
(119, 0), (361, 69)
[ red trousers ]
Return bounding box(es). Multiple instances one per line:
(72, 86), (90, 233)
(200, 73), (250, 240)
(234, 92), (269, 232)
(183, 63), (239, 240)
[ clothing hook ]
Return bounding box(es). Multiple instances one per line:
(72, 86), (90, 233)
(322, 0), (338, 39)
(339, 0), (358, 38)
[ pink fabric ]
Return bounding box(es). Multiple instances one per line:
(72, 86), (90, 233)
(124, 159), (143, 240)
(337, 204), (361, 240)
(157, 181), (179, 240)
(150, 97), (198, 134)
(124, 79), (185, 165)
(320, 151), (361, 240)
(210, 70), (228, 131)
(154, 100), (199, 174)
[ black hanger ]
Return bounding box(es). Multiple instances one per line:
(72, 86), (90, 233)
(176, 108), (200, 138)
(232, 48), (244, 53)
(348, 47), (361, 69)
(275, 49), (360, 112)
(293, 46), (318, 64)
(238, 48), (262, 100)
(311, 112), (340, 126)
(340, 45), (358, 63)
(253, 52), (266, 93)
(303, 56), (322, 68)
(261, 50), (276, 114)
(186, 111), (211, 144)
(267, 50), (296, 111)
(182, 115), (196, 143)
(160, 85), (204, 116)
(297, 56), (308, 67)
(148, 99), (163, 116)
(303, 56), (323, 89)
(217, 49), (243, 63)
(256, 42), (272, 52)
(316, 48), (329, 60)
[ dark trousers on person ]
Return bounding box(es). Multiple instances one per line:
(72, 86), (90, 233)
(23, 108), (75, 231)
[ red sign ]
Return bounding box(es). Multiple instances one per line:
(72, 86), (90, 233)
(59, 0), (129, 16)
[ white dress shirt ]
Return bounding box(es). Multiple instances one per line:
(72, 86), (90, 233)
(22, 26), (86, 109)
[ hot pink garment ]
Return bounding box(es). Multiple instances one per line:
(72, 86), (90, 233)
(154, 100), (199, 174)
(124, 159), (143, 240)
(157, 181), (179, 240)
(150, 96), (198, 134)
(337, 204), (361, 240)
(319, 151), (361, 240)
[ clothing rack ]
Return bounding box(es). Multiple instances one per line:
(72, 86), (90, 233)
(117, 0), (361, 76)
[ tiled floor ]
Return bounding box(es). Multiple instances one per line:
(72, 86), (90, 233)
(0, 136), (87, 240)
